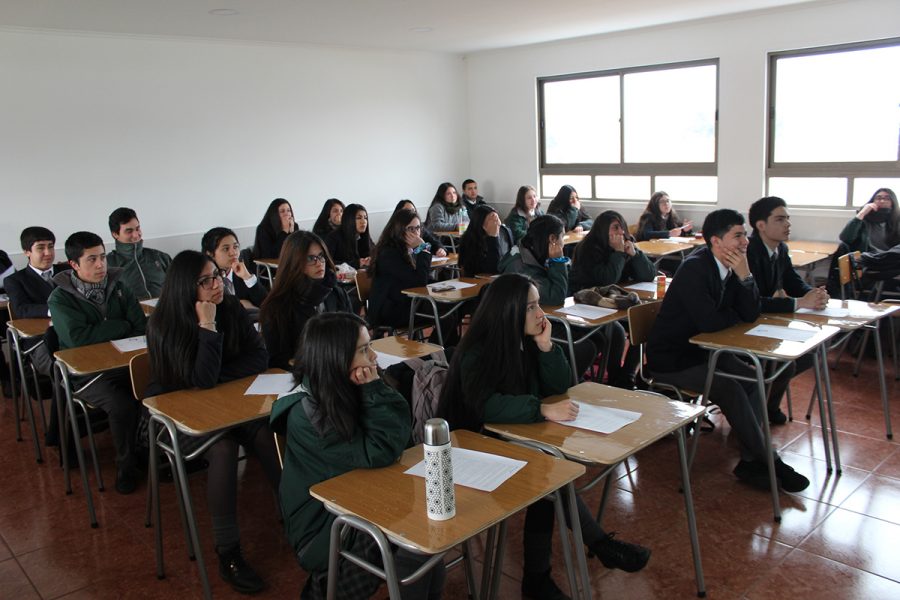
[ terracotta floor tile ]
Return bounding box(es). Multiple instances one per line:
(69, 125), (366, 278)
(0, 557), (41, 599)
(840, 474), (900, 526)
(873, 446), (900, 480)
(782, 428), (896, 471)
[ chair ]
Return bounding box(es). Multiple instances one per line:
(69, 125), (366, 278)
(6, 304), (51, 462)
(355, 269), (424, 340)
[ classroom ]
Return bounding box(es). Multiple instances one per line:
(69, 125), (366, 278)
(1, 0), (899, 598)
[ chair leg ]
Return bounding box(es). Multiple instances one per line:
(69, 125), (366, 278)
(78, 404), (105, 492)
(785, 385), (793, 421)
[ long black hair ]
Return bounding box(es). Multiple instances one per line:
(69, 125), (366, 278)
(371, 209), (419, 276)
(293, 312), (369, 441)
(639, 191), (682, 232)
(254, 198), (294, 249)
(458, 204), (499, 277)
(573, 210), (629, 265)
(147, 250), (243, 390)
(439, 273), (537, 431)
(312, 198), (344, 237)
(546, 184), (576, 216)
(862, 188), (900, 247)
(336, 203), (372, 264)
(429, 182), (461, 215)
(521, 214), (564, 266)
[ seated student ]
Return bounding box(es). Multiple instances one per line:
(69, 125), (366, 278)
(49, 231), (147, 494)
(457, 204), (514, 277)
(571, 210), (656, 388)
(504, 185), (543, 244)
(106, 207), (172, 300)
(747, 196), (829, 425)
(395, 200), (447, 257)
(439, 274), (649, 600)
(270, 312), (445, 600)
(324, 203), (373, 270)
(424, 182), (466, 233)
(646, 209), (809, 492)
(840, 188), (900, 253)
(145, 250), (280, 595)
(636, 191), (694, 241)
(460, 178), (486, 213)
(0, 248), (13, 290)
(5, 227), (72, 375)
(259, 231), (352, 370)
(254, 198), (298, 260)
(547, 184), (593, 233)
(312, 198), (344, 238)
(201, 227), (266, 311)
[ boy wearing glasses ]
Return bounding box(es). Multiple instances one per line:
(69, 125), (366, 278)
(49, 231), (147, 494)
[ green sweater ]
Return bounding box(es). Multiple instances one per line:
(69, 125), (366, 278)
(48, 268), (147, 350)
(498, 246), (569, 306)
(106, 240), (172, 300)
(269, 378), (411, 572)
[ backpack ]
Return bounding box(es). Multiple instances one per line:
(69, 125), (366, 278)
(409, 356), (450, 444)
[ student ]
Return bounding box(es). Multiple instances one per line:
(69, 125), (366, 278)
(504, 185), (543, 244)
(747, 197), (828, 424)
(546, 184), (593, 232)
(312, 198), (344, 238)
(201, 227), (266, 311)
(0, 249), (12, 291)
(5, 227), (71, 375)
(254, 198), (298, 260)
(636, 191), (694, 241)
(457, 204), (514, 276)
(646, 209), (809, 492)
(460, 178), (486, 213)
(424, 182), (466, 232)
(106, 207), (172, 300)
(324, 203), (373, 270)
(571, 210), (656, 388)
(439, 274), (649, 600)
(146, 250), (280, 594)
(259, 231), (352, 370)
(395, 200), (447, 257)
(48, 231), (146, 494)
(839, 188), (900, 253)
(270, 312), (445, 600)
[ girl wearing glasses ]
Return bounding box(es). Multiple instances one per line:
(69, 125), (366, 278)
(259, 231), (353, 370)
(636, 191), (693, 241)
(145, 250), (281, 595)
(270, 312), (445, 599)
(325, 203), (374, 270)
(395, 199), (447, 257)
(840, 188), (900, 253)
(202, 227), (266, 311)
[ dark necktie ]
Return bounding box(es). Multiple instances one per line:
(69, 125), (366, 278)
(223, 275), (236, 296)
(769, 252), (779, 292)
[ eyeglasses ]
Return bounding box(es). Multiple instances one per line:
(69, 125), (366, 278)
(405, 225), (422, 233)
(197, 269), (226, 290)
(874, 195), (892, 201)
(306, 253), (327, 264)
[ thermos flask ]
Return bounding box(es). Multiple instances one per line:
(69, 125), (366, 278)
(423, 418), (456, 520)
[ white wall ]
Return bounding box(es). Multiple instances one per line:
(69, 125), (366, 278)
(0, 30), (467, 266)
(465, 0), (900, 240)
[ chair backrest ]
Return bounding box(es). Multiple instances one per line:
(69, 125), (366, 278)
(6, 300), (15, 320)
(129, 351), (151, 401)
(837, 251), (863, 299)
(355, 268), (372, 304)
(627, 300), (662, 347)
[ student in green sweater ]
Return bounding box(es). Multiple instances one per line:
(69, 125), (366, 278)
(270, 313), (445, 600)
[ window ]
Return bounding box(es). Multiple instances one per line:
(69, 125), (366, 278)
(767, 39), (900, 208)
(539, 60), (718, 203)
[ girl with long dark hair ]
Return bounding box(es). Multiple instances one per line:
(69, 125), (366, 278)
(424, 182), (465, 232)
(145, 251), (281, 595)
(259, 231), (353, 370)
(840, 187), (900, 252)
(546, 184), (593, 233)
(324, 203), (373, 270)
(505, 184), (543, 243)
(253, 198), (298, 260)
(312, 198), (344, 238)
(458, 204), (514, 276)
(636, 191), (693, 241)
(439, 274), (649, 599)
(202, 227), (266, 311)
(395, 199), (447, 257)
(270, 312), (445, 600)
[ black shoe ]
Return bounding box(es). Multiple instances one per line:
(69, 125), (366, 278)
(521, 569), (570, 600)
(115, 464), (139, 495)
(774, 458), (810, 493)
(217, 545), (264, 594)
(733, 459), (773, 491)
(590, 532), (650, 573)
(768, 408), (788, 425)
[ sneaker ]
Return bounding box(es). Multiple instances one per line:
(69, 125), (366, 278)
(590, 532), (650, 573)
(768, 408), (788, 425)
(733, 459), (773, 491)
(521, 569), (570, 600)
(774, 459), (810, 493)
(217, 545), (265, 594)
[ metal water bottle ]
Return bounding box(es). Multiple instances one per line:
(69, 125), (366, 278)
(423, 418), (456, 521)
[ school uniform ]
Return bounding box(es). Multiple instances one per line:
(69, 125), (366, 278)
(324, 230), (372, 270)
(458, 224), (514, 277)
(504, 208), (544, 244)
(498, 246), (568, 305)
(548, 205), (593, 232)
(226, 270), (267, 308)
(636, 213), (691, 241)
(5, 262), (71, 374)
(424, 202), (465, 233)
(368, 246), (431, 329)
(106, 240), (171, 300)
(254, 225), (296, 261)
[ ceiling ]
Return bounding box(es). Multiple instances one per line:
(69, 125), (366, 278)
(0, 0), (820, 54)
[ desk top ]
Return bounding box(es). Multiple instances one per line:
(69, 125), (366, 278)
(402, 277), (489, 302)
(309, 429), (584, 555)
(140, 298), (158, 316)
(543, 296), (627, 328)
(8, 318), (51, 339)
(635, 239), (694, 257)
(485, 382), (705, 466)
(562, 231), (587, 246)
(768, 299), (900, 331)
(788, 251), (830, 268)
(433, 230), (461, 239)
(690, 315), (840, 360)
(788, 240), (839, 255)
(430, 253), (458, 268)
(143, 368), (287, 435)
(371, 336), (443, 359)
(256, 258), (279, 268)
(54, 341), (144, 376)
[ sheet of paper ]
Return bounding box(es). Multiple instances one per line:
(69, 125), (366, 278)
(375, 351), (409, 370)
(559, 403), (642, 434)
(556, 304), (618, 320)
(140, 298), (159, 308)
(666, 236), (695, 243)
(796, 307), (851, 317)
(428, 280), (475, 292)
(111, 335), (147, 352)
(746, 324), (816, 343)
(430, 256), (449, 264)
(405, 447), (527, 492)
(244, 373), (296, 396)
(624, 281), (658, 293)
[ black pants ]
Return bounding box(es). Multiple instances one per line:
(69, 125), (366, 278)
(524, 495), (605, 575)
(72, 368), (137, 469)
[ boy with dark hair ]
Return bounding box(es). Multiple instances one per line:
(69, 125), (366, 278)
(106, 207), (172, 299)
(747, 196), (828, 424)
(646, 209), (809, 492)
(460, 178), (486, 213)
(49, 231), (147, 493)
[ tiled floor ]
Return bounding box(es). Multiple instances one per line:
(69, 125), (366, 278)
(0, 346), (898, 599)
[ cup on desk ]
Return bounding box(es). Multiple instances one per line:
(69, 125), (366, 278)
(694, 232), (703, 240)
(457, 223), (468, 235)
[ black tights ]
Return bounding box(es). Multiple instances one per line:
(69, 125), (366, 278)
(523, 495), (604, 575)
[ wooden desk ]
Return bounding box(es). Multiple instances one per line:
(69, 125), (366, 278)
(691, 315), (841, 521)
(140, 298), (158, 316)
(433, 230), (461, 252)
(371, 336), (443, 360)
(562, 230), (587, 246)
(486, 382), (707, 597)
(255, 257), (279, 285)
(143, 368), (287, 599)
(635, 239), (694, 259)
(788, 251), (829, 269)
(430, 252), (460, 277)
(402, 278), (490, 346)
(311, 429), (586, 599)
(788, 240), (839, 256)
(6, 318), (52, 462)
